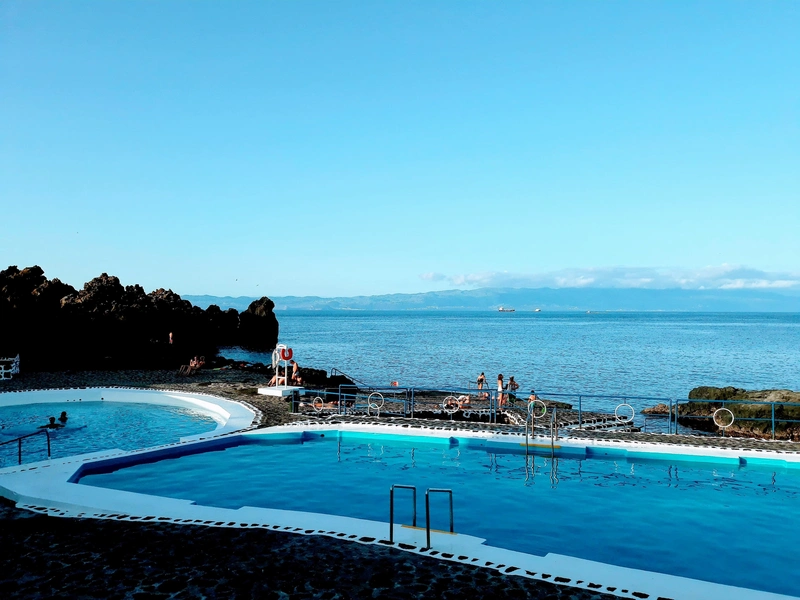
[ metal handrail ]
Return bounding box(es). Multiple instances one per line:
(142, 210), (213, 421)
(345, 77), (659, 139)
(550, 407), (558, 451)
(389, 484), (417, 542)
(297, 375), (800, 440)
(425, 488), (454, 549)
(330, 367), (373, 389)
(0, 429), (51, 465)
(675, 398), (800, 440)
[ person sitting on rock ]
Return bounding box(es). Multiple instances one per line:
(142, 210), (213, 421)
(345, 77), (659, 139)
(290, 360), (302, 385)
(39, 416), (64, 429)
(269, 367), (287, 386)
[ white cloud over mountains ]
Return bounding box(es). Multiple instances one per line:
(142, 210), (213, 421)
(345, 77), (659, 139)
(421, 265), (800, 290)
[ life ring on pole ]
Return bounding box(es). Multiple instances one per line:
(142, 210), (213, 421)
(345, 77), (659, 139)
(280, 347), (293, 361)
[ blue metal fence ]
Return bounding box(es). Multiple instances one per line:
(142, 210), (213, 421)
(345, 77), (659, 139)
(290, 378), (800, 440)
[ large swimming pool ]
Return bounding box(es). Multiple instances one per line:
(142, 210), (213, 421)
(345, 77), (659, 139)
(76, 431), (799, 597)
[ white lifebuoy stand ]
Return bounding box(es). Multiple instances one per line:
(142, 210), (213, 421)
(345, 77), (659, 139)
(257, 343), (305, 398)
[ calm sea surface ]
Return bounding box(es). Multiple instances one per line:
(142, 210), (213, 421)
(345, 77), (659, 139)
(222, 311), (800, 408)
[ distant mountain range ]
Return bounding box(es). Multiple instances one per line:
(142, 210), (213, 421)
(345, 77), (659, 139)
(184, 287), (800, 312)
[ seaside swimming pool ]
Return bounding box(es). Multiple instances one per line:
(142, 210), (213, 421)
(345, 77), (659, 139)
(0, 402), (218, 467)
(75, 430), (800, 597)
(0, 388), (256, 467)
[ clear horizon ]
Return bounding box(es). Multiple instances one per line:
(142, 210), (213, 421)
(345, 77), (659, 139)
(2, 2), (798, 297)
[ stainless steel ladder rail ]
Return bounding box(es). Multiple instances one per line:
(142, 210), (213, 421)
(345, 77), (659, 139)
(389, 484), (417, 543)
(425, 488), (454, 549)
(0, 429), (51, 465)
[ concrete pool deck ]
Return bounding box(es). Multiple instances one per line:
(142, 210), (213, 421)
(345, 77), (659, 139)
(3, 371), (800, 599)
(2, 418), (798, 599)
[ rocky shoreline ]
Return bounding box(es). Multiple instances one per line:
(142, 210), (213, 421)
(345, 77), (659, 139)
(643, 386), (800, 441)
(1, 370), (617, 600)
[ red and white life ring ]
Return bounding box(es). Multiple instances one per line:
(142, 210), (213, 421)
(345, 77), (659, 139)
(280, 347), (293, 361)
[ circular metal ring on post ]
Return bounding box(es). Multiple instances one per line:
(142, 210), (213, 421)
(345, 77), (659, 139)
(615, 403), (635, 423)
(713, 407), (735, 429)
(528, 399), (547, 419)
(312, 396), (324, 413)
(442, 396), (460, 414)
(367, 392), (385, 409)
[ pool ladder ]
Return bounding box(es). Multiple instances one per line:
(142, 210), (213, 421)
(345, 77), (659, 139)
(389, 484), (454, 549)
(0, 429), (51, 465)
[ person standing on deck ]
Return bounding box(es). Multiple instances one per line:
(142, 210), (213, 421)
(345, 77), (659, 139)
(477, 372), (487, 399)
(507, 376), (520, 403)
(497, 374), (506, 409)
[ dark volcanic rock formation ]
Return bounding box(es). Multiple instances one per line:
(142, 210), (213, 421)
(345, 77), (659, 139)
(0, 266), (279, 371)
(645, 386), (800, 440)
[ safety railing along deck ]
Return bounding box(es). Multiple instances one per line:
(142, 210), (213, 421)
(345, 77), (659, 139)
(293, 379), (800, 441)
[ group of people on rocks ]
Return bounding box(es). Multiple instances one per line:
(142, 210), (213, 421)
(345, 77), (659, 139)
(476, 372), (535, 410)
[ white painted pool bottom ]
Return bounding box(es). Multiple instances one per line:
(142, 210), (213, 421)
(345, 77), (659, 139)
(1, 422), (797, 600)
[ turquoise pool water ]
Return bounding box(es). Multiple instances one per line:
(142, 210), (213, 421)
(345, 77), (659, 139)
(78, 432), (800, 596)
(0, 402), (218, 467)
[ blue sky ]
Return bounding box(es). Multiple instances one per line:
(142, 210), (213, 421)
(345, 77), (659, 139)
(2, 1), (798, 296)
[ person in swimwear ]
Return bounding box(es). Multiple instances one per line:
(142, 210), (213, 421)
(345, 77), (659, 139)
(290, 360), (302, 385)
(58, 411), (68, 423)
(477, 372), (488, 399)
(497, 374), (506, 409)
(39, 416), (64, 429)
(507, 376), (520, 404)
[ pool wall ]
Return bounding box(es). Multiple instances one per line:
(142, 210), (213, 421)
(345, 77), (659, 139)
(2, 422), (798, 600)
(0, 387), (256, 441)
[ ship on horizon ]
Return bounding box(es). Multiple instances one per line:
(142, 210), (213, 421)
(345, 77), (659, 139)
(498, 307), (516, 312)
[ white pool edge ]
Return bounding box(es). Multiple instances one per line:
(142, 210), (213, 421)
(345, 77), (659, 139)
(0, 386), (258, 440)
(1, 420), (797, 600)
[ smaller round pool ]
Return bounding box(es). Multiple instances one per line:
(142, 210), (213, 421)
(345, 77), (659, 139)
(0, 401), (219, 467)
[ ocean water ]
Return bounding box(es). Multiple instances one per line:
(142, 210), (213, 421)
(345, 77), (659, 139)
(222, 311), (800, 408)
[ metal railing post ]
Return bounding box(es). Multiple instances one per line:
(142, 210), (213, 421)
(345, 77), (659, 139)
(389, 487), (395, 542)
(425, 490), (431, 548)
(667, 398), (678, 435)
(46, 429), (51, 458)
(772, 404), (776, 440)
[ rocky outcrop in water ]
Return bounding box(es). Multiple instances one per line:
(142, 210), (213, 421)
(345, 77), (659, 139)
(644, 386), (800, 441)
(0, 265), (279, 371)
